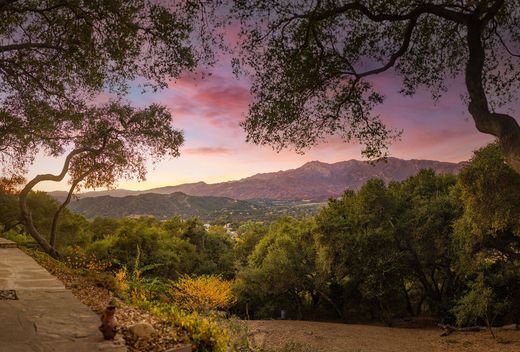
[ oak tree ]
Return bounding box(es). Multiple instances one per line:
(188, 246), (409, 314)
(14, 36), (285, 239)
(19, 102), (184, 257)
(0, 0), (207, 175)
(229, 0), (520, 170)
(0, 1), (211, 255)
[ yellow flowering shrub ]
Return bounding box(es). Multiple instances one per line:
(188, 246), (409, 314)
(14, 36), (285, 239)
(169, 275), (236, 313)
(152, 304), (229, 352)
(115, 269), (129, 292)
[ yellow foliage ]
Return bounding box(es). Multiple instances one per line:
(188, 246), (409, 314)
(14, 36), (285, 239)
(152, 304), (229, 352)
(169, 275), (236, 313)
(115, 269), (129, 292)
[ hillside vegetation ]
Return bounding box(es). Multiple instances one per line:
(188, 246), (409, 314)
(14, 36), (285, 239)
(68, 192), (259, 220)
(1, 144), (519, 351)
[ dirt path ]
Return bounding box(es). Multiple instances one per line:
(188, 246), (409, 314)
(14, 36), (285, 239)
(246, 320), (520, 352)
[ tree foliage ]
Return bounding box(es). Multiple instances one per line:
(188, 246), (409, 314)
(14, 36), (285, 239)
(235, 217), (323, 319)
(18, 102), (184, 256)
(0, 1), (217, 255)
(453, 143), (520, 325)
(226, 0), (520, 169)
(233, 144), (519, 324)
(0, 0), (209, 174)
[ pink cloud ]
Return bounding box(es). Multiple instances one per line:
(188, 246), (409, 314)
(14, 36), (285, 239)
(183, 147), (234, 155)
(161, 66), (251, 132)
(193, 85), (250, 111)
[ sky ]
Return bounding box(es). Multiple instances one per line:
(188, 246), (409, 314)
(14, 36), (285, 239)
(30, 58), (496, 192)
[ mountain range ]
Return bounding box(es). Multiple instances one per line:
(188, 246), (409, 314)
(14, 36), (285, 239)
(50, 157), (465, 203)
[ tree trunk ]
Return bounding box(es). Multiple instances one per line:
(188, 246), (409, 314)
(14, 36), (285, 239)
(18, 192), (58, 257)
(50, 169), (92, 247)
(485, 316), (496, 339)
(465, 14), (520, 174)
(18, 146), (102, 257)
(317, 289), (344, 320)
(415, 294), (425, 316)
(401, 282), (414, 317)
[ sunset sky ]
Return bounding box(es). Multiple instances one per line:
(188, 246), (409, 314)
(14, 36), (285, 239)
(31, 59), (496, 192)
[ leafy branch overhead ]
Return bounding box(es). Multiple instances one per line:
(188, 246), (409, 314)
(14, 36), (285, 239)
(0, 0), (210, 175)
(227, 0), (520, 165)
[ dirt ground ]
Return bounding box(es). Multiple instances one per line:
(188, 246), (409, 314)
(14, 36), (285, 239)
(245, 320), (520, 352)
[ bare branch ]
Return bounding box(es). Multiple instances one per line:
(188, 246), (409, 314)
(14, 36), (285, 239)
(287, 3), (469, 25)
(357, 18), (417, 79)
(494, 28), (520, 58)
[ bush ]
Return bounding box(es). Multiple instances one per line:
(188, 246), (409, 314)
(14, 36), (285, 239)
(169, 275), (236, 313)
(2, 228), (35, 246)
(114, 254), (166, 307)
(152, 304), (229, 352)
(85, 270), (119, 292)
(453, 275), (507, 338)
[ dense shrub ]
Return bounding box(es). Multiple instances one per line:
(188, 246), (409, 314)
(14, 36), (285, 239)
(169, 275), (236, 313)
(152, 304), (229, 352)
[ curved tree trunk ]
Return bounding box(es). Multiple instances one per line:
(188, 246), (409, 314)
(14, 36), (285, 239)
(18, 195), (58, 257)
(18, 146), (102, 257)
(465, 12), (520, 174)
(49, 168), (93, 248)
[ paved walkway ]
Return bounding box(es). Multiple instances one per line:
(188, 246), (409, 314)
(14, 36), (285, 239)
(0, 239), (126, 352)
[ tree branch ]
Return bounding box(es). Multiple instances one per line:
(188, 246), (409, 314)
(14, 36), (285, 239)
(494, 27), (520, 58)
(0, 42), (62, 53)
(292, 3), (469, 25)
(481, 0), (505, 22)
(356, 18), (417, 79)
(49, 166), (96, 248)
(465, 17), (520, 173)
(18, 138), (108, 256)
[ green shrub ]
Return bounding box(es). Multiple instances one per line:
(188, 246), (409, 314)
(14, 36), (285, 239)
(86, 271), (119, 292)
(2, 227), (35, 246)
(152, 304), (229, 352)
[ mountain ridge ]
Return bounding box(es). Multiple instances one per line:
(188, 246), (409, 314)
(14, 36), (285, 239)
(49, 157), (466, 202)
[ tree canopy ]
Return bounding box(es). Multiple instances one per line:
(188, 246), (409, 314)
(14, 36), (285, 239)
(0, 1), (215, 255)
(0, 0), (209, 175)
(18, 102), (185, 255)
(227, 0), (520, 170)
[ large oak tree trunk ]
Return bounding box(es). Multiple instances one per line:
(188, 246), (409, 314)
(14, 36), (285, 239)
(465, 16), (520, 174)
(49, 169), (92, 248)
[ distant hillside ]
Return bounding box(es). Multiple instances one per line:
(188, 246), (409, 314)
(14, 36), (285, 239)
(68, 192), (262, 221)
(51, 157), (465, 202)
